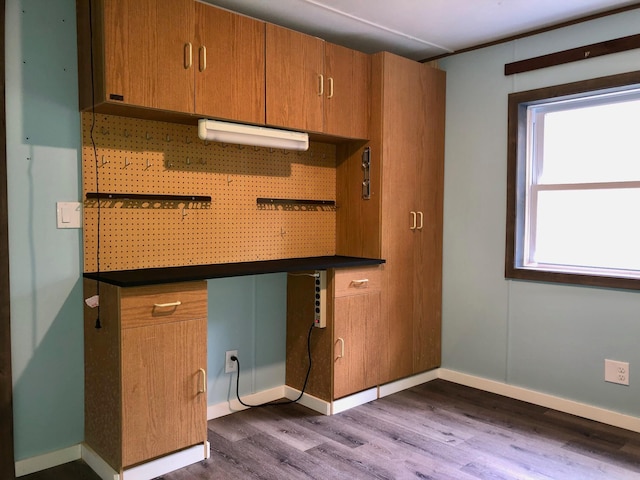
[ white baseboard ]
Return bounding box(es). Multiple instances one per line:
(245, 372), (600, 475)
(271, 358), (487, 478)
(332, 387), (378, 414)
(379, 369), (439, 398)
(438, 368), (640, 434)
(207, 386), (286, 419)
(81, 442), (210, 480)
(123, 442), (209, 480)
(81, 444), (118, 480)
(284, 386), (332, 415)
(15, 444), (81, 477)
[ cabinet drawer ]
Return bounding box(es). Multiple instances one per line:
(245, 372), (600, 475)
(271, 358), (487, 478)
(120, 281), (207, 329)
(334, 266), (381, 297)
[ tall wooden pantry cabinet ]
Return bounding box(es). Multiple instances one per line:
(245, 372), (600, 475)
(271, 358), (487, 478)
(337, 51), (446, 386)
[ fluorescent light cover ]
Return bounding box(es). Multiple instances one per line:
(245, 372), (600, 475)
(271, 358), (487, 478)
(198, 119), (309, 151)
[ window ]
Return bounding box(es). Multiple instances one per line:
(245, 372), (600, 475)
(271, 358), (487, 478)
(506, 71), (640, 290)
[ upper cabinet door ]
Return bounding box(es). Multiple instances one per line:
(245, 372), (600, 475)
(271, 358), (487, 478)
(102, 0), (195, 112)
(194, 4), (265, 124)
(324, 43), (370, 139)
(266, 24), (324, 132)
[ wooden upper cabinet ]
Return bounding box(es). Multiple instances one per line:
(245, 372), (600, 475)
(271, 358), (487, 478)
(99, 0), (195, 112)
(78, 0), (265, 122)
(324, 43), (370, 139)
(194, 4), (265, 124)
(265, 25), (370, 137)
(266, 23), (325, 132)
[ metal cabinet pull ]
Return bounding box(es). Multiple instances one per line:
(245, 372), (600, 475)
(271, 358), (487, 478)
(336, 337), (345, 358)
(184, 43), (192, 69)
(318, 74), (324, 96)
(197, 368), (207, 394)
(328, 77), (334, 98)
(153, 301), (182, 308)
(417, 211), (424, 230)
(410, 211), (417, 230)
(199, 45), (207, 72)
(350, 279), (369, 287)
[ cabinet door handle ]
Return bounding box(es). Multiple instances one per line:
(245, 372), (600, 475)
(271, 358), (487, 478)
(417, 211), (424, 230)
(199, 45), (207, 72)
(410, 211), (417, 230)
(318, 74), (324, 96)
(153, 301), (182, 308)
(197, 368), (207, 394)
(336, 337), (345, 359)
(328, 77), (334, 99)
(350, 279), (369, 287)
(184, 43), (192, 69)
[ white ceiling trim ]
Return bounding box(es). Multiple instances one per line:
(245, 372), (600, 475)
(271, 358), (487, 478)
(298, 0), (455, 53)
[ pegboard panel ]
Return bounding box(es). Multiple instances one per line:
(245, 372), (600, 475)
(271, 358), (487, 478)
(82, 113), (337, 272)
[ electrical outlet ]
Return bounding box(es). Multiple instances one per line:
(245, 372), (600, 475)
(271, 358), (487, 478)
(225, 350), (238, 374)
(605, 359), (629, 385)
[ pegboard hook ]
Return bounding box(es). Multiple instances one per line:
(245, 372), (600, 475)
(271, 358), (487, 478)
(124, 157), (131, 168)
(100, 155), (110, 167)
(146, 132), (153, 141)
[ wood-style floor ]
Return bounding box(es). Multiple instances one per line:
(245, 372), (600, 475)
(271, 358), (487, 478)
(24, 380), (640, 479)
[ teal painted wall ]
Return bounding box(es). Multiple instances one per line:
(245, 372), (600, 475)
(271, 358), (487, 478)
(6, 0), (85, 460)
(439, 10), (640, 416)
(6, 0), (287, 461)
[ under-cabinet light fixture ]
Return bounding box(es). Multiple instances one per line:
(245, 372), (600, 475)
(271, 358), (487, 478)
(197, 119), (309, 151)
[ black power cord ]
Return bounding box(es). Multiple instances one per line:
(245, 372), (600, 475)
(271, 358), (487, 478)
(231, 321), (315, 408)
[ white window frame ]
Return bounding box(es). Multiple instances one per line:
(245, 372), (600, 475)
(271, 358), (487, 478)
(506, 71), (640, 290)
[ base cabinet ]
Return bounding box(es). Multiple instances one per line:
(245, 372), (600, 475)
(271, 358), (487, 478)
(83, 280), (208, 472)
(286, 266), (381, 401)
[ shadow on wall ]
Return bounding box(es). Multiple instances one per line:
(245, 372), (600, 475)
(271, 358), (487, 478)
(12, 278), (84, 461)
(21, 0), (79, 151)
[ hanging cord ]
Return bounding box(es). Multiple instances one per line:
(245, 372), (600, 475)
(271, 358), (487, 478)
(88, 0), (101, 329)
(232, 321), (315, 408)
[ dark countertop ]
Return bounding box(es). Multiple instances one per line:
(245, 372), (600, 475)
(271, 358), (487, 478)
(83, 255), (385, 287)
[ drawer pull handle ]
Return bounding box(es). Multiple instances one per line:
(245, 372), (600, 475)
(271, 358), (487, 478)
(336, 337), (345, 358)
(410, 211), (417, 230)
(198, 368), (207, 394)
(417, 211), (424, 230)
(153, 301), (182, 308)
(318, 74), (324, 96)
(350, 279), (369, 287)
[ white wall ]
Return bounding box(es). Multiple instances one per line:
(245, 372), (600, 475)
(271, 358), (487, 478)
(439, 10), (640, 416)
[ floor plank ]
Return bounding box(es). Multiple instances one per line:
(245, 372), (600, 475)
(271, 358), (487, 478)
(23, 380), (640, 480)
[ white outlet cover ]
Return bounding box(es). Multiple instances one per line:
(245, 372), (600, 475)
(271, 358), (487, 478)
(225, 350), (238, 374)
(605, 359), (629, 386)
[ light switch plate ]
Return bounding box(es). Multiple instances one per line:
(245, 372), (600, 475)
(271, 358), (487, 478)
(56, 202), (82, 229)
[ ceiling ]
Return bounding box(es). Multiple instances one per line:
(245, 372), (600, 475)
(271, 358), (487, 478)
(201, 0), (640, 61)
